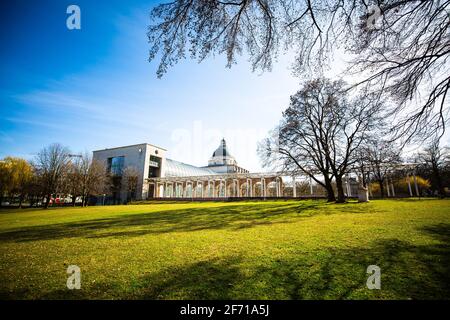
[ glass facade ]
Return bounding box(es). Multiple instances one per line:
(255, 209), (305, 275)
(165, 159), (217, 177)
(107, 156), (125, 176)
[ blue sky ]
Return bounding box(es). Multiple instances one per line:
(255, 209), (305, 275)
(2, 1), (446, 171)
(0, 0), (305, 172)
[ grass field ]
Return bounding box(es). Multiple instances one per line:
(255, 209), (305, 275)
(0, 199), (449, 300)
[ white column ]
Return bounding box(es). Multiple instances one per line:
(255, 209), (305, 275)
(260, 178), (264, 198)
(224, 179), (227, 197)
(208, 180), (211, 198)
(413, 173), (419, 196)
(249, 179), (253, 197)
(309, 176), (313, 195)
(153, 182), (156, 198)
(390, 178), (395, 197)
(346, 175), (352, 197)
(407, 174), (413, 197)
(276, 178), (280, 197)
(386, 179), (391, 197)
(292, 176), (296, 198)
(263, 178), (266, 197)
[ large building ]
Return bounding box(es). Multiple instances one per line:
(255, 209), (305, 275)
(93, 139), (392, 203)
(92, 139), (250, 203)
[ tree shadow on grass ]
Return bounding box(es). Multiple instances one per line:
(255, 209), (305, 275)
(125, 224), (450, 300)
(0, 202), (325, 243)
(2, 224), (448, 299)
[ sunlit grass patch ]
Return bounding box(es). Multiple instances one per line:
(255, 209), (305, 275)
(0, 199), (449, 299)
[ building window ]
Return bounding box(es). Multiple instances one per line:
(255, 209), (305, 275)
(148, 155), (161, 178)
(107, 156), (125, 176)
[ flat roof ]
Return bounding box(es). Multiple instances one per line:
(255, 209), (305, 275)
(92, 143), (167, 152)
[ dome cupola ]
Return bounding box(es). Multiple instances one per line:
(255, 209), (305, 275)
(208, 138), (237, 166)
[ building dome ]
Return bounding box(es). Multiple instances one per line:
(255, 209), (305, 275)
(208, 139), (237, 166)
(212, 138), (232, 157)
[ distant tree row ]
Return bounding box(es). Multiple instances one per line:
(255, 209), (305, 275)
(0, 143), (140, 208)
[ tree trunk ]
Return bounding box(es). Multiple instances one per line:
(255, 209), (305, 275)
(378, 180), (385, 198)
(72, 195), (77, 207)
(44, 193), (51, 209)
(18, 193), (24, 208)
(335, 175), (346, 203)
(432, 166), (445, 198)
(29, 195), (35, 208)
(82, 195), (88, 207)
(323, 177), (336, 202)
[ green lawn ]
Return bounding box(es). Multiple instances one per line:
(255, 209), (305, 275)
(0, 199), (449, 299)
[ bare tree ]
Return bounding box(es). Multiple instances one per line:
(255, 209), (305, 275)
(123, 166), (139, 203)
(77, 153), (107, 207)
(63, 159), (83, 206)
(148, 0), (449, 142)
(26, 170), (44, 208)
(259, 78), (382, 202)
(359, 137), (402, 197)
(34, 143), (71, 209)
(417, 138), (450, 198)
(259, 79), (338, 202)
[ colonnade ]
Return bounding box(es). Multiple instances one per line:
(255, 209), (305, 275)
(149, 175), (286, 199)
(147, 165), (422, 200)
(147, 174), (327, 199)
(382, 171), (421, 197)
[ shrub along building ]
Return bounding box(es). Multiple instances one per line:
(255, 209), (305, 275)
(93, 139), (422, 204)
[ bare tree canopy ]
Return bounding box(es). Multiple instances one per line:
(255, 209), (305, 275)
(416, 138), (450, 197)
(34, 143), (71, 208)
(357, 136), (402, 197)
(258, 78), (383, 202)
(123, 166), (140, 203)
(148, 0), (450, 141)
(63, 152), (107, 207)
